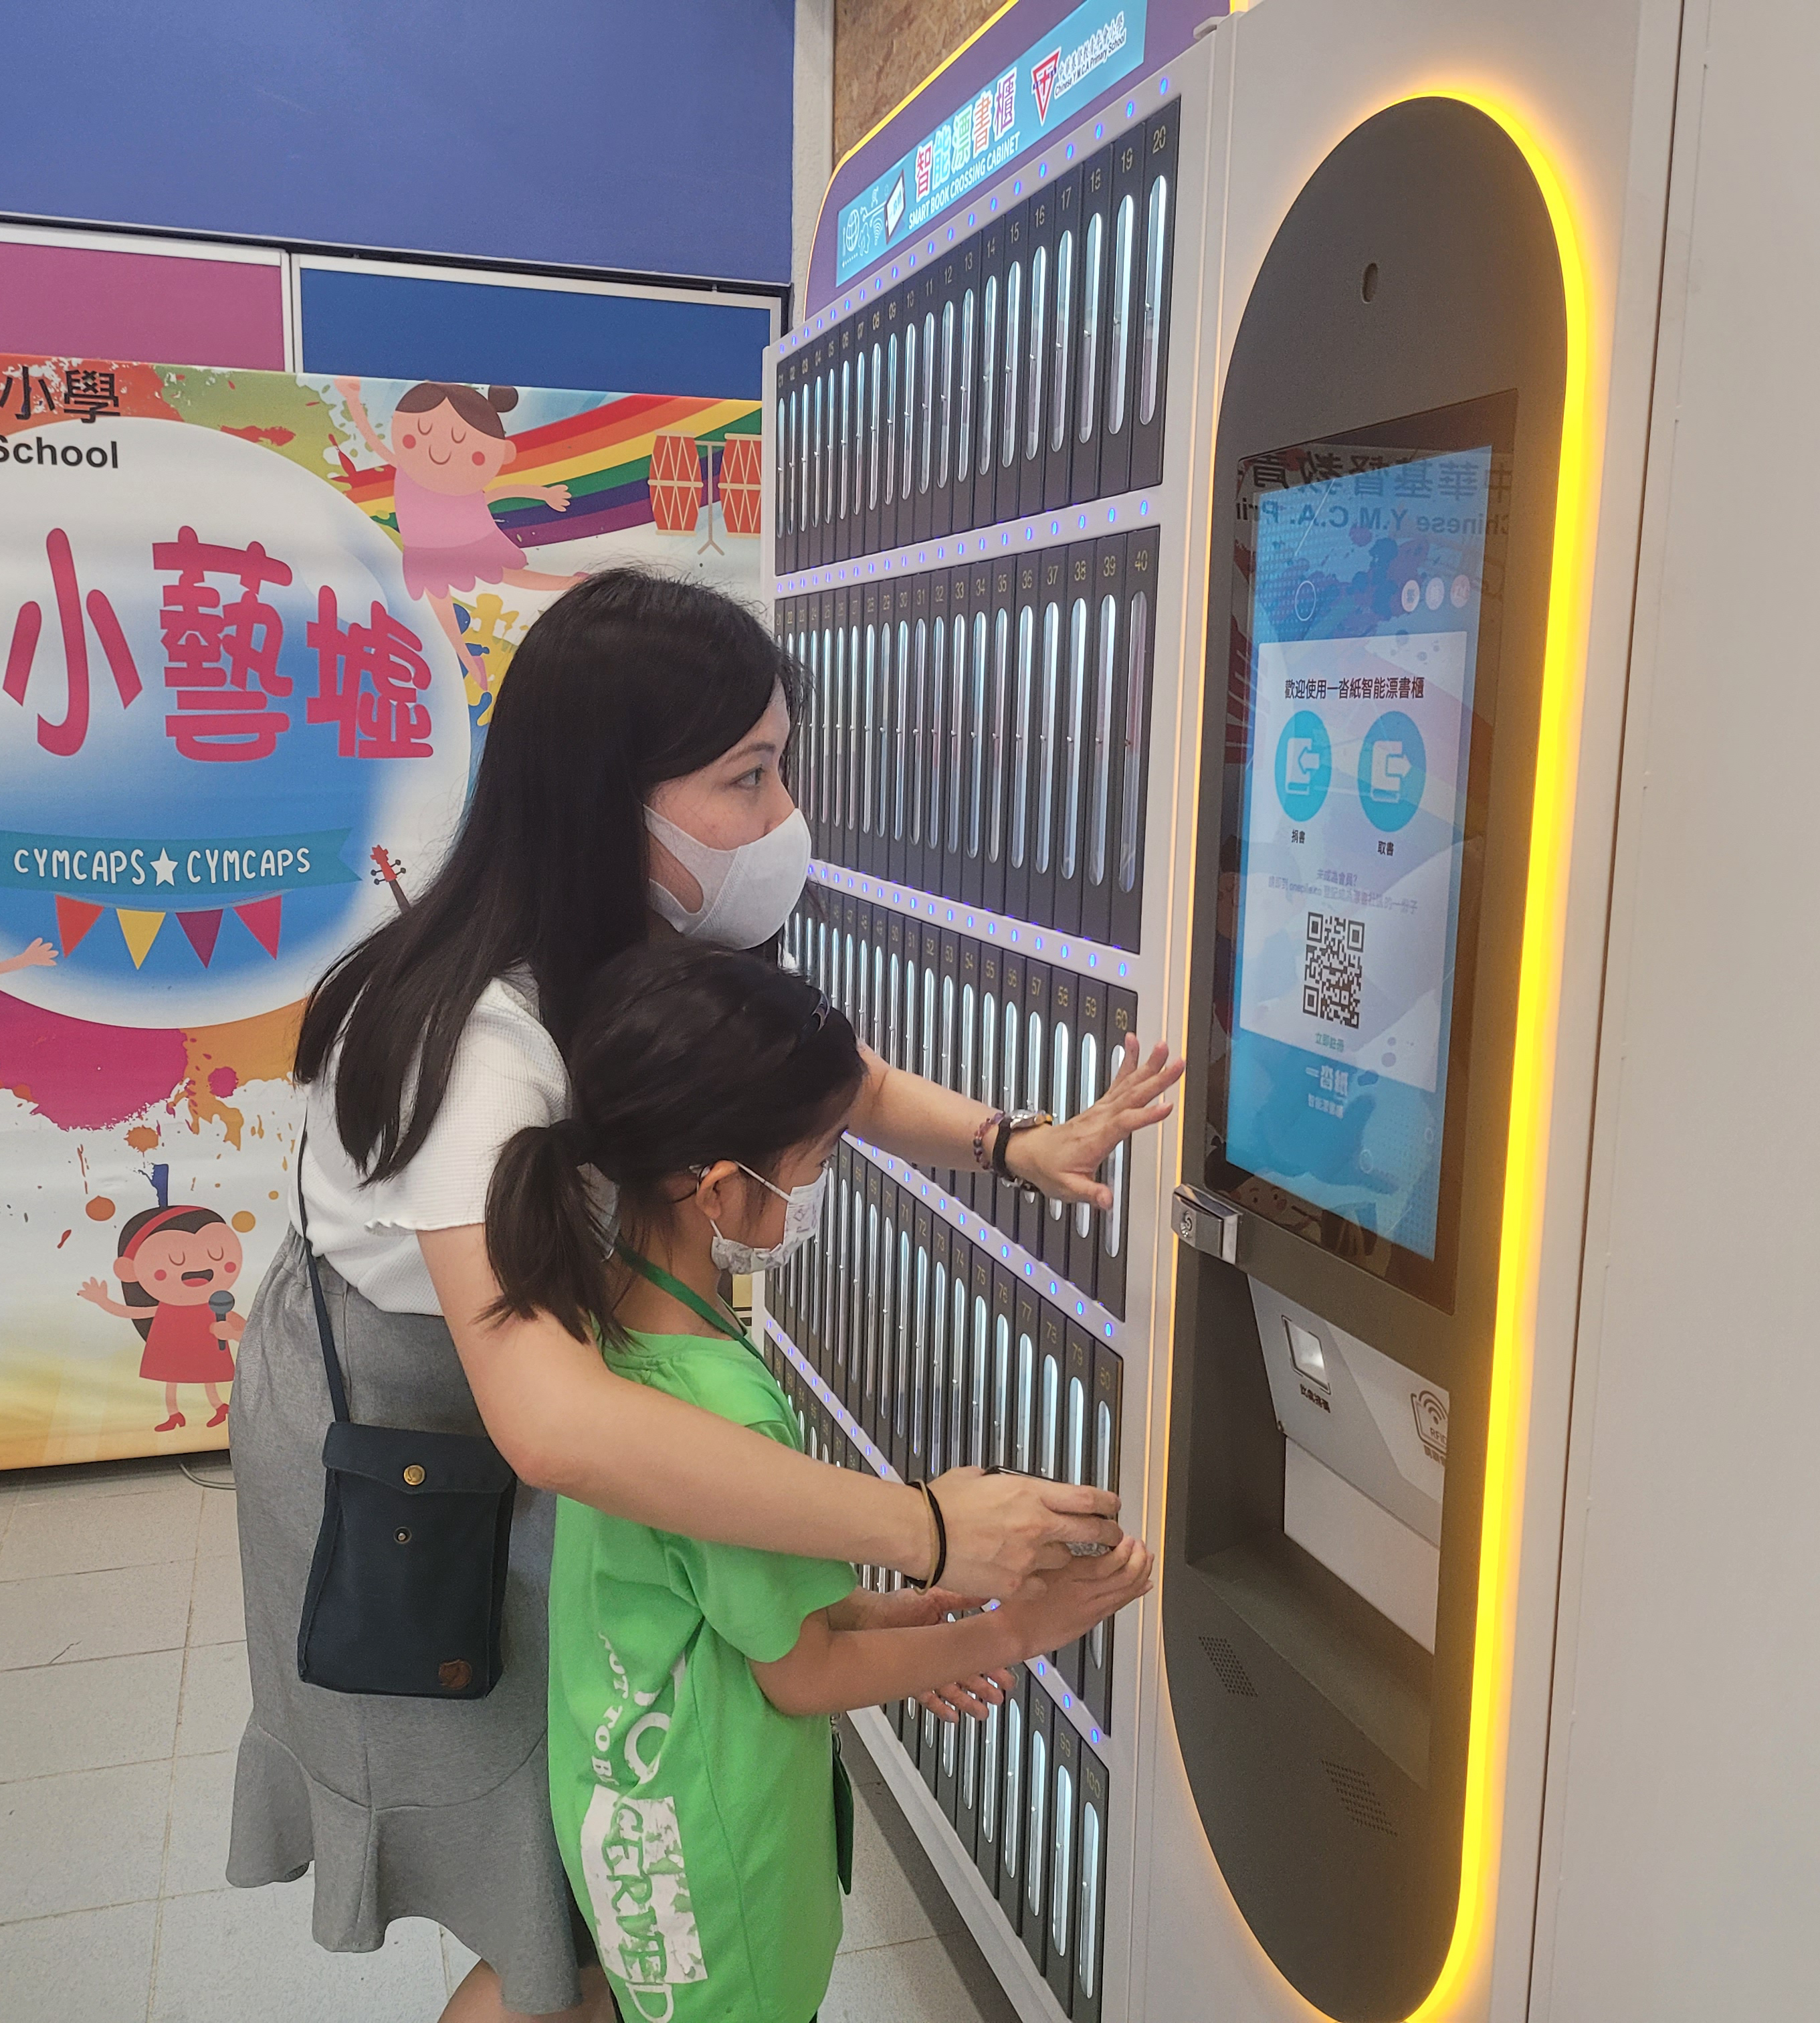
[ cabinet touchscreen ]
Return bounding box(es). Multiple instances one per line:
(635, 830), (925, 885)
(1210, 397), (1514, 1302)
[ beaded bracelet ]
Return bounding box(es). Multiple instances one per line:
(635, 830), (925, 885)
(972, 1109), (1009, 1173)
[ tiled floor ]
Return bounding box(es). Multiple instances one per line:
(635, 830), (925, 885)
(0, 1456), (1018, 2023)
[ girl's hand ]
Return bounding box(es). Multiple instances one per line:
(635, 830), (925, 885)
(928, 1466), (1122, 1598)
(833, 1585), (989, 1631)
(836, 1587), (1014, 1722)
(1003, 1034), (1184, 1210)
(542, 483), (573, 510)
(332, 376), (359, 399)
(991, 1535), (1153, 1658)
(918, 1664), (1016, 1723)
(77, 1278), (110, 1306)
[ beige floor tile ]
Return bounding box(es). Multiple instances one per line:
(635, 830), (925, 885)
(821, 1929), (1022, 2023)
(0, 1648), (183, 1781)
(0, 1482), (201, 1581)
(185, 1551), (245, 1648)
(841, 1781), (958, 1953)
(195, 1483), (240, 1560)
(149, 1885), (447, 2023)
(0, 1559), (193, 1671)
(162, 1750), (237, 1899)
(0, 1759), (171, 1922)
(0, 1899), (158, 2023)
(175, 1642), (251, 1758)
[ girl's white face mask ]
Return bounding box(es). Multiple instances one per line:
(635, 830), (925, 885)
(645, 805), (811, 950)
(705, 1162), (829, 1276)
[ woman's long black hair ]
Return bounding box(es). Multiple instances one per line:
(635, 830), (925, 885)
(295, 569), (795, 1182)
(486, 945), (864, 1342)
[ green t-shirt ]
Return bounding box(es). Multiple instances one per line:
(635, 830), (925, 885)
(548, 1328), (857, 2023)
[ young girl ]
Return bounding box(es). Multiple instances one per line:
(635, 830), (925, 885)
(487, 943), (1152, 2023)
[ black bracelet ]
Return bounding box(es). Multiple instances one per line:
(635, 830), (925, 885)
(903, 1480), (948, 1591)
(924, 1482), (948, 1591)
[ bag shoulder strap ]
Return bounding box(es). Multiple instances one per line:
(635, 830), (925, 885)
(296, 1121), (352, 1426)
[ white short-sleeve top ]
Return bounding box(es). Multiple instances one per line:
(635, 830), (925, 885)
(293, 969), (586, 1315)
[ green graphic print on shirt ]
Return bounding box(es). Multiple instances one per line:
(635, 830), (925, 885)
(548, 1330), (857, 2023)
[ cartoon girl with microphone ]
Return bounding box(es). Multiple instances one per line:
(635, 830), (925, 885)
(79, 1206), (245, 1432)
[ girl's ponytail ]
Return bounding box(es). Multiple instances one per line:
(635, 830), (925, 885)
(484, 1121), (609, 1342)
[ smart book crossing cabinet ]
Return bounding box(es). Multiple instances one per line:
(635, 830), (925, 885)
(755, 1), (1720, 2018)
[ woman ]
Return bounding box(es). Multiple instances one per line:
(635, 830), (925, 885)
(227, 570), (1181, 2023)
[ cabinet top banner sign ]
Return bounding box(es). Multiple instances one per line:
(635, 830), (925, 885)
(833, 0), (1147, 288)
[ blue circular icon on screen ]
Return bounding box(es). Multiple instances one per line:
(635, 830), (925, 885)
(1274, 710), (1332, 820)
(1357, 711), (1427, 830)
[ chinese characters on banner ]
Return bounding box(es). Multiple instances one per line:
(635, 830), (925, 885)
(0, 358), (761, 1468)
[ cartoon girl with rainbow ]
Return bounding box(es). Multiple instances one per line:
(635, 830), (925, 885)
(334, 378), (585, 678)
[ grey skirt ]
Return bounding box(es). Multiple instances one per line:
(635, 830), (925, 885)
(227, 1229), (584, 2015)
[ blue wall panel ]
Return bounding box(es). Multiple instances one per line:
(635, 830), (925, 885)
(300, 270), (771, 395)
(0, 1), (795, 286)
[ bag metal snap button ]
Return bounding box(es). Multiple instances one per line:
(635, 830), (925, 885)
(403, 1464), (426, 1486)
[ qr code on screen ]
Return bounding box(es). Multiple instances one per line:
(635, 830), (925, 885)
(1302, 912), (1364, 1028)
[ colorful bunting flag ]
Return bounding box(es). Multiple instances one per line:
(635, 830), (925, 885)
(177, 910), (223, 967)
(54, 895), (104, 955)
(116, 908), (166, 969)
(233, 894), (283, 957)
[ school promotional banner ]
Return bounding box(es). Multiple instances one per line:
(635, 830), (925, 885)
(0, 357), (761, 1468)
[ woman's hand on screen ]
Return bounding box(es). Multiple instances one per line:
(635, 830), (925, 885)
(1003, 1033), (1185, 1211)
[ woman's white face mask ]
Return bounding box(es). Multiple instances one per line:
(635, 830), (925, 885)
(645, 805), (810, 950)
(704, 1162), (829, 1276)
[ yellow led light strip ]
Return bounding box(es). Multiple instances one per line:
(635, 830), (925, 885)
(1399, 88), (1594, 2023)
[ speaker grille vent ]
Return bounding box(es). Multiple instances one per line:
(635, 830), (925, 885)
(1199, 1634), (1258, 1699)
(1322, 1759), (1397, 1836)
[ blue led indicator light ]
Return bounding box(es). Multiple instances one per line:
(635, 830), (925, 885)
(1139, 498), (1150, 517)
(1066, 143), (1076, 160)
(1014, 179), (1023, 195)
(1160, 75), (1170, 92)
(1039, 161), (1049, 178)
(1095, 121), (1105, 138)
(1078, 512), (1089, 529)
(990, 197), (999, 211)
(1108, 506), (1118, 523)
(1126, 98), (1137, 116)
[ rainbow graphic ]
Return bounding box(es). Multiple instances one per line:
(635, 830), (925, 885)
(338, 391), (763, 547)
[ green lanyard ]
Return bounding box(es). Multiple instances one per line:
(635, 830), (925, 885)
(615, 1245), (765, 1365)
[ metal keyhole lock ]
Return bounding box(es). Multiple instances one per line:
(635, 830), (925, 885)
(395, 1528), (412, 1545)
